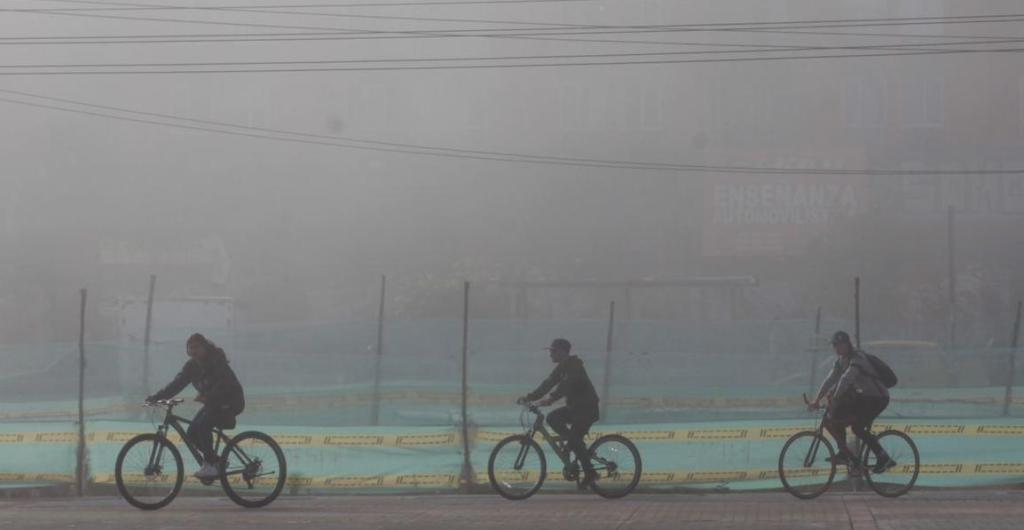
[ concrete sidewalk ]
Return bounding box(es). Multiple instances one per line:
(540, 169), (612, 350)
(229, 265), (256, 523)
(1, 491), (1023, 530)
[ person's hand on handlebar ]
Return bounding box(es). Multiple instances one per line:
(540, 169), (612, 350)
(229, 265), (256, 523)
(145, 395), (157, 404)
(516, 396), (529, 405)
(808, 395), (831, 412)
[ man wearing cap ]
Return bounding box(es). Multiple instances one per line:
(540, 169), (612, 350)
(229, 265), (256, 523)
(519, 338), (601, 488)
(810, 330), (895, 474)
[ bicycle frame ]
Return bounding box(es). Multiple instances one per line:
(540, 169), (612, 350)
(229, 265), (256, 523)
(802, 410), (830, 468)
(515, 405), (617, 478)
(148, 401), (259, 483)
(802, 395), (872, 472)
(517, 406), (574, 469)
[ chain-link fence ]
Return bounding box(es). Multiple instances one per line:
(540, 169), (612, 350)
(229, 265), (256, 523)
(1, 282), (1022, 493)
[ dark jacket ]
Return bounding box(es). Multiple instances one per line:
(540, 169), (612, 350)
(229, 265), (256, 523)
(525, 356), (600, 418)
(150, 348), (245, 414)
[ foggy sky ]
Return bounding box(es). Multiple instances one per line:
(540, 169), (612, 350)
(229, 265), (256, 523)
(2, 0), (1023, 344)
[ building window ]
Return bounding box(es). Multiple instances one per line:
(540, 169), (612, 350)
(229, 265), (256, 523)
(354, 84), (392, 131)
(642, 0), (663, 23)
(641, 86), (664, 130)
(843, 75), (886, 128)
(895, 0), (945, 35)
(1019, 75), (1024, 132)
(902, 75), (944, 128)
(560, 84), (590, 130)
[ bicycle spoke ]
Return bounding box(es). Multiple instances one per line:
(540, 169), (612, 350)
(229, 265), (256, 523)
(220, 432), (287, 508)
(588, 435), (642, 499)
(779, 432), (835, 500)
(488, 436), (545, 500)
(863, 431), (920, 498)
(116, 434), (183, 510)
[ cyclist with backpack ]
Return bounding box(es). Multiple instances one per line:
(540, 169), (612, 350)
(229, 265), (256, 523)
(809, 330), (897, 474)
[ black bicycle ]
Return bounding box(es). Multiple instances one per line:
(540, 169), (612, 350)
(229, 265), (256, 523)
(114, 398), (287, 510)
(487, 404), (642, 500)
(778, 394), (920, 499)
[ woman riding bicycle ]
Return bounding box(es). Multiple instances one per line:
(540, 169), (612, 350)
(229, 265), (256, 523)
(147, 333), (245, 480)
(809, 330), (895, 474)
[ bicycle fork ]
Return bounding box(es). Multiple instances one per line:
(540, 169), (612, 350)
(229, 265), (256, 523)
(513, 433), (534, 471)
(146, 427), (169, 477)
(804, 435), (821, 468)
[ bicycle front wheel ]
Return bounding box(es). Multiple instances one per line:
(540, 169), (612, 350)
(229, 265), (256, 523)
(587, 434), (642, 499)
(219, 431), (287, 508)
(115, 433), (184, 510)
(862, 430), (920, 498)
(488, 435), (547, 500)
(778, 431), (837, 500)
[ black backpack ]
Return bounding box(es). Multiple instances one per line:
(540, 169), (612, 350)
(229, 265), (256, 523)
(864, 352), (898, 388)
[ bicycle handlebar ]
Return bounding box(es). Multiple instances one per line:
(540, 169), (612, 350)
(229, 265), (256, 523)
(144, 398), (184, 407)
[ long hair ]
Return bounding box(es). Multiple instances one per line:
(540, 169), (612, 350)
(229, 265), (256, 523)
(188, 333), (228, 362)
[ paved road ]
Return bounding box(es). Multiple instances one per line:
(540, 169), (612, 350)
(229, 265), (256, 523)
(2, 491), (1024, 530)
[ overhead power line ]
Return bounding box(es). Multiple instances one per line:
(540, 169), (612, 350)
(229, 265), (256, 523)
(1, 27), (1017, 47)
(4, 1), (1022, 49)
(2, 44), (1023, 75)
(3, 88), (1024, 176)
(5, 0), (595, 9)
(18, 0), (1024, 30)
(8, 0), (1024, 43)
(4, 37), (1024, 70)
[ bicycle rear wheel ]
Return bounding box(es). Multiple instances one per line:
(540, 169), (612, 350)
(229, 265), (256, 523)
(862, 430), (920, 498)
(587, 434), (642, 499)
(219, 431), (287, 508)
(488, 435), (547, 500)
(778, 431), (837, 500)
(115, 433), (184, 510)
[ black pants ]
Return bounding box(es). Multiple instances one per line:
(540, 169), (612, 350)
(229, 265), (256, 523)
(188, 404), (241, 463)
(547, 406), (599, 473)
(825, 395), (889, 460)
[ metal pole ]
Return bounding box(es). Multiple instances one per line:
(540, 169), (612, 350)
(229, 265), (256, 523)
(851, 282), (863, 491)
(142, 275), (156, 393)
(947, 205), (957, 350)
(809, 307), (822, 395)
(601, 301), (616, 420)
(76, 288), (87, 497)
(458, 281), (474, 491)
(370, 276), (386, 425)
(1003, 301), (1023, 416)
(854, 277), (861, 349)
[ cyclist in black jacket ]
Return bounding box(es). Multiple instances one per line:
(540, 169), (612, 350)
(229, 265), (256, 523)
(147, 333), (245, 480)
(519, 338), (601, 488)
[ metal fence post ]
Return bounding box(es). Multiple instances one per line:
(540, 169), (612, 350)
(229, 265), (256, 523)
(371, 275), (386, 425)
(142, 275), (156, 393)
(808, 307), (822, 396)
(76, 288), (88, 497)
(854, 277), (861, 349)
(458, 281), (474, 491)
(1003, 301), (1022, 416)
(601, 301), (615, 420)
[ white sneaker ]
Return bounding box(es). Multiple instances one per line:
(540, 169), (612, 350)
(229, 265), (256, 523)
(193, 462), (220, 480)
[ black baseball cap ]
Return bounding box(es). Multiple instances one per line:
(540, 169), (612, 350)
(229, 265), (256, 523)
(546, 338), (572, 352)
(830, 330), (852, 346)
